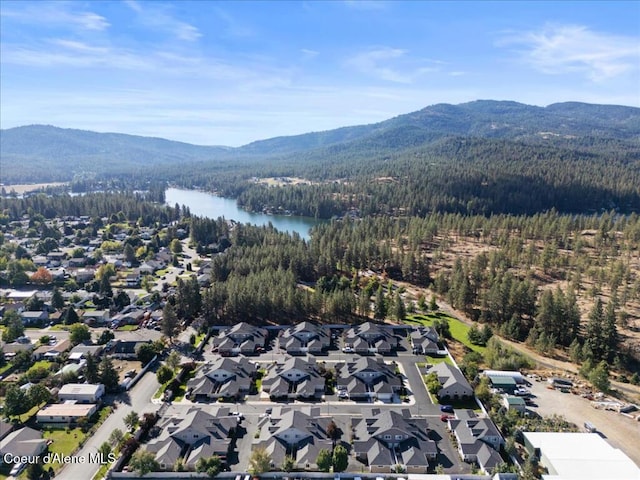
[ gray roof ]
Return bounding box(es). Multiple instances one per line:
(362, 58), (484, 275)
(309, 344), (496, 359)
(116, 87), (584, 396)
(0, 427), (47, 458)
(187, 357), (255, 399)
(252, 407), (335, 469)
(335, 357), (401, 397)
(352, 409), (436, 470)
(345, 322), (396, 352)
(146, 407), (238, 468)
(428, 362), (474, 398)
(262, 357), (325, 399)
(277, 321), (331, 353)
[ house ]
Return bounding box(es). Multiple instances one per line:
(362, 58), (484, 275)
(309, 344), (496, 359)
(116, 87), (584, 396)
(108, 340), (150, 359)
(277, 321), (331, 355)
(344, 322), (397, 355)
(20, 310), (48, 326)
(0, 420), (13, 441)
(427, 362), (474, 401)
(410, 326), (443, 355)
(81, 310), (110, 326)
(335, 357), (402, 402)
(253, 406), (336, 471)
(212, 322), (268, 356)
(261, 357), (326, 401)
(46, 251), (67, 266)
(68, 344), (104, 361)
(125, 271), (140, 287)
(73, 268), (96, 284)
(1, 339), (34, 358)
(58, 383), (105, 403)
(37, 403), (98, 423)
(0, 427), (47, 461)
(187, 357), (256, 401)
(32, 338), (71, 360)
(448, 410), (504, 474)
(145, 407), (239, 470)
(352, 408), (437, 473)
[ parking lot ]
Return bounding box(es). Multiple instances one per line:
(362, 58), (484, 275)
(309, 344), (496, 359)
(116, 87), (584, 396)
(527, 378), (640, 466)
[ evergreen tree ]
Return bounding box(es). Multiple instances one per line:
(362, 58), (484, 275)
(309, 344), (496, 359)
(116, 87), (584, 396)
(51, 287), (65, 311)
(85, 353), (100, 383)
(100, 357), (120, 393)
(393, 291), (406, 322)
(373, 285), (387, 320)
(602, 301), (618, 362)
(585, 298), (604, 361)
(161, 302), (179, 342)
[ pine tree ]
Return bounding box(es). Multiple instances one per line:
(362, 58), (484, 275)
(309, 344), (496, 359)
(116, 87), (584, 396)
(602, 301), (618, 362)
(374, 285), (387, 320)
(585, 298), (604, 361)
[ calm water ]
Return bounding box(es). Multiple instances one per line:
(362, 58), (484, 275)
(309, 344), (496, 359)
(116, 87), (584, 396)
(165, 187), (321, 240)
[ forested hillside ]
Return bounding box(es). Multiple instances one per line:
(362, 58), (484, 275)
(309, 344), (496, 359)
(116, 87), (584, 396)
(0, 125), (231, 183)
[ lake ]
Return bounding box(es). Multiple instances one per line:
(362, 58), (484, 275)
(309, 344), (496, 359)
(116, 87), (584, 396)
(165, 187), (321, 240)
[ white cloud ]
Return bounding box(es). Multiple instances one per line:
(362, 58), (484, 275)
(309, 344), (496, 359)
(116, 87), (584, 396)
(500, 24), (640, 82)
(124, 2), (202, 42)
(346, 47), (441, 83)
(301, 49), (320, 59)
(1, 3), (109, 31)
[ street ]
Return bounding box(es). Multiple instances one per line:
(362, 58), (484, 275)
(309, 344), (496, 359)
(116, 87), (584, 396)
(57, 368), (160, 480)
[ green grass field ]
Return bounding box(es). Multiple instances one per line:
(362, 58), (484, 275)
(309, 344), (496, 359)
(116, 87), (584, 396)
(42, 427), (87, 471)
(406, 312), (487, 354)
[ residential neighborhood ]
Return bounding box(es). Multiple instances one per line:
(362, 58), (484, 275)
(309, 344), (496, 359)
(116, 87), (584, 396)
(1, 211), (638, 480)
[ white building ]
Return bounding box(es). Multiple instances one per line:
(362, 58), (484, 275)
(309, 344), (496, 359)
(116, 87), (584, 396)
(58, 383), (105, 403)
(523, 432), (640, 480)
(37, 403), (97, 423)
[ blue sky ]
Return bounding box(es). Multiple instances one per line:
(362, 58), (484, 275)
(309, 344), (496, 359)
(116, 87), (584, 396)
(1, 1), (639, 146)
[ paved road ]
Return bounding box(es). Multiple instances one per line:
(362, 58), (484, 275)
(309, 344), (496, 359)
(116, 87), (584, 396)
(57, 369), (160, 480)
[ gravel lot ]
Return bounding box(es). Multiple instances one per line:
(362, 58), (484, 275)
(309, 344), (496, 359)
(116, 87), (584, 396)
(528, 379), (640, 467)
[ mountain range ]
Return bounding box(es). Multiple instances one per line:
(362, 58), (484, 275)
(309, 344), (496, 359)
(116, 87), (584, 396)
(1, 100), (639, 183)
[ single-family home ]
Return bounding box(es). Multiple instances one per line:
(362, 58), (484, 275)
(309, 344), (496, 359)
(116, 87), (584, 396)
(427, 362), (474, 401)
(0, 427), (47, 461)
(32, 338), (71, 361)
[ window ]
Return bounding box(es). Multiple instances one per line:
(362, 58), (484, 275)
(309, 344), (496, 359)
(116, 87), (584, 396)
(384, 435), (391, 439)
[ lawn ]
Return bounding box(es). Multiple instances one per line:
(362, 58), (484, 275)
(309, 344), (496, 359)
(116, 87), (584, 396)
(406, 312), (487, 354)
(116, 325), (138, 331)
(49, 324), (71, 331)
(0, 362), (14, 376)
(42, 427), (87, 471)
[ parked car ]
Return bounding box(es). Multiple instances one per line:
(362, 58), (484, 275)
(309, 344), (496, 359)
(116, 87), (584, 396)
(342, 346), (354, 353)
(440, 414), (454, 422)
(440, 404), (454, 413)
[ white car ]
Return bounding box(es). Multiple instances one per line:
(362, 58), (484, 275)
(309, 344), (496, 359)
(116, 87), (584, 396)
(342, 346), (354, 353)
(230, 411), (244, 418)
